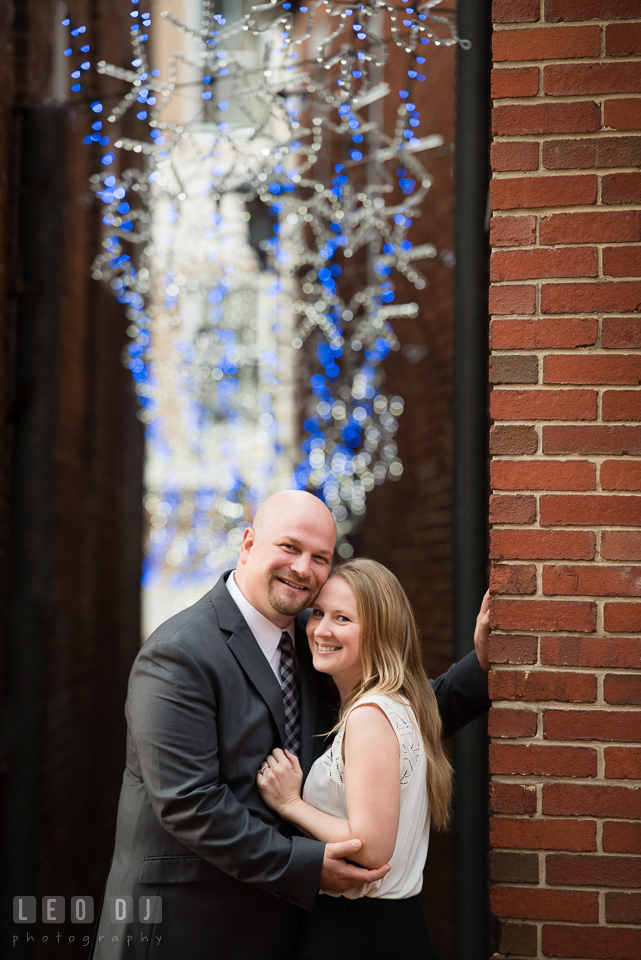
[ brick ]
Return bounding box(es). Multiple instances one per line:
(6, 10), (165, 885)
(491, 175), (597, 210)
(489, 355), (539, 384)
(490, 742), (598, 776)
(545, 0), (641, 20)
(493, 25), (600, 62)
(498, 921), (537, 957)
(602, 173), (641, 205)
(605, 675), (641, 705)
(600, 461), (640, 501)
(543, 425), (641, 456)
(493, 0), (541, 23)
(606, 892), (641, 925)
(490, 817), (596, 851)
(490, 425), (539, 455)
(605, 603), (641, 633)
(539, 210), (641, 244)
(491, 529), (595, 560)
(490, 214), (537, 247)
(490, 851), (540, 884)
(602, 400), (639, 439)
(491, 67), (540, 110)
(491, 247), (598, 281)
(602, 461), (641, 492)
(490, 318), (598, 349)
(489, 284), (537, 315)
(490, 634), (539, 664)
(547, 853), (641, 888)
(493, 101), (600, 136)
(543, 925), (641, 960)
(544, 62), (641, 97)
(491, 388), (597, 420)
(604, 247), (641, 280)
(490, 781), (538, 814)
(489, 494), (538, 523)
(541, 281), (641, 315)
(603, 389), (641, 420)
(543, 783), (641, 819)
(603, 531), (641, 561)
(606, 22), (641, 56)
(491, 886), (598, 922)
(544, 136), (641, 171)
(541, 635), (641, 668)
(603, 320), (641, 350)
(490, 562), (537, 595)
(490, 667), (597, 700)
(540, 495), (641, 527)
(544, 355), (641, 386)
(605, 746), (641, 780)
(492, 67), (540, 100)
(491, 140), (539, 172)
(544, 564), (641, 597)
(604, 821), (641, 854)
(489, 705), (538, 736)
(545, 710), (641, 742)
(490, 598), (597, 632)
(604, 99), (641, 133)
(491, 459), (597, 491)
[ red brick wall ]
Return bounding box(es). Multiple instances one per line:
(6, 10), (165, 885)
(489, 1), (641, 956)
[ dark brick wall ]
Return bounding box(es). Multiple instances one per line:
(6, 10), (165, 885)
(0, 1), (144, 953)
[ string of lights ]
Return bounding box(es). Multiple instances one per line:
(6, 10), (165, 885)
(63, 0), (465, 589)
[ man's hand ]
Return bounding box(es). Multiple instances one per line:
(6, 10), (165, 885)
(474, 590), (491, 675)
(318, 840), (391, 893)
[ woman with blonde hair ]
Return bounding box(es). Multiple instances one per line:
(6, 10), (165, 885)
(258, 557), (489, 959)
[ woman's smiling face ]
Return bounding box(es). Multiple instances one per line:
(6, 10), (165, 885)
(307, 576), (363, 698)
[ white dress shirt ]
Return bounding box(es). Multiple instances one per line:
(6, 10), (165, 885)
(225, 571), (294, 687)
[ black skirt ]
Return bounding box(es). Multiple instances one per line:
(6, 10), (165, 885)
(294, 894), (438, 960)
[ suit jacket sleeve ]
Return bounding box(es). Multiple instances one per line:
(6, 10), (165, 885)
(430, 651), (491, 740)
(127, 637), (324, 911)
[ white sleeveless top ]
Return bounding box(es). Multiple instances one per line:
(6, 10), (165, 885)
(303, 694), (430, 899)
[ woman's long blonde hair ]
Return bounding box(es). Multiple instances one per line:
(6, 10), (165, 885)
(327, 557), (453, 830)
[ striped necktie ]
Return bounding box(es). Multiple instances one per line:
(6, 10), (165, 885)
(278, 631), (301, 757)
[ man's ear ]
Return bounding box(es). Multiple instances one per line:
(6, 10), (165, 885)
(238, 525), (255, 564)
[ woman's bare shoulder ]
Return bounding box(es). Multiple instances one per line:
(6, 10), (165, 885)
(345, 701), (397, 741)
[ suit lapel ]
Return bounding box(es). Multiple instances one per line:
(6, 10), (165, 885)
(212, 574), (286, 746)
(227, 622), (286, 745)
(211, 575), (325, 769)
(295, 617), (318, 777)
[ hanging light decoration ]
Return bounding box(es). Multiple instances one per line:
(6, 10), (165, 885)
(64, 0), (466, 589)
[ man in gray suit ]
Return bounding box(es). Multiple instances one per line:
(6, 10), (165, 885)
(91, 491), (490, 959)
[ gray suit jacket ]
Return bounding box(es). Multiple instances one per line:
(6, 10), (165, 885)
(91, 574), (489, 960)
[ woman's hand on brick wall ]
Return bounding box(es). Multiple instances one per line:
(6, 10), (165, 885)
(474, 589), (491, 675)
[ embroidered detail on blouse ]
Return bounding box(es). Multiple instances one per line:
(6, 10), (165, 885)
(322, 738), (344, 784)
(323, 696), (422, 787)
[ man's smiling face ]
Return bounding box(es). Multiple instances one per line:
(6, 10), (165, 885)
(234, 491), (337, 627)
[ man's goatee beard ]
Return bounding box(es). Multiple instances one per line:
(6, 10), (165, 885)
(267, 574), (314, 617)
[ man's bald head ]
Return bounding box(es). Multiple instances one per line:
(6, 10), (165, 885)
(234, 491), (337, 627)
(253, 490), (336, 540)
